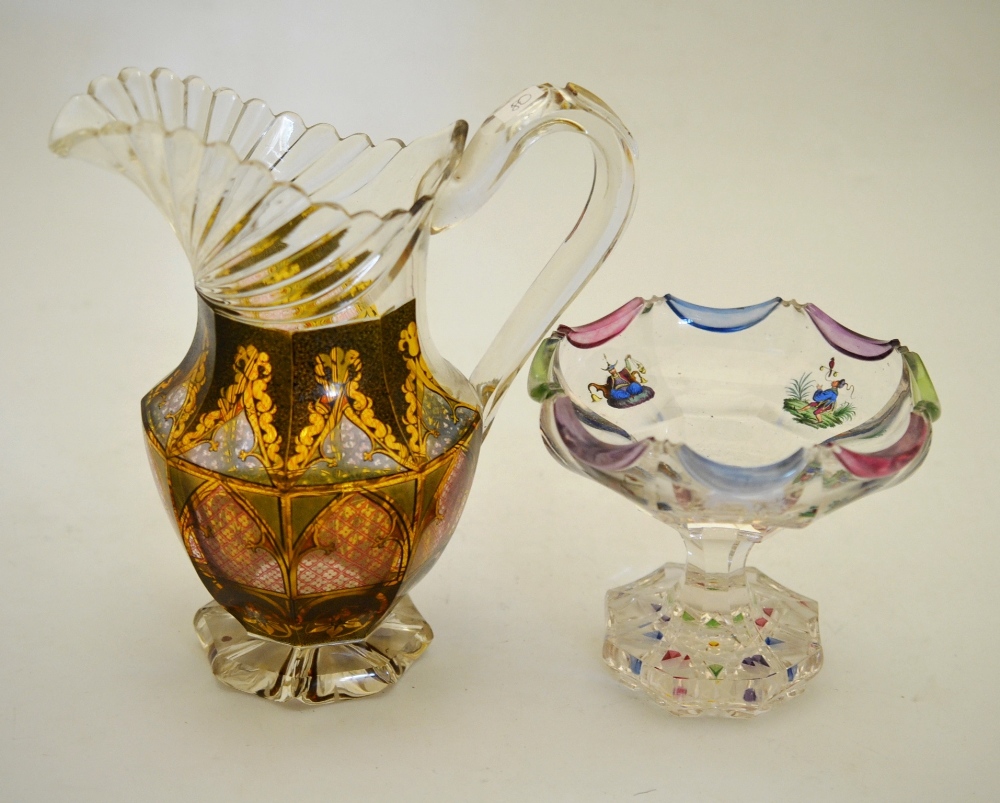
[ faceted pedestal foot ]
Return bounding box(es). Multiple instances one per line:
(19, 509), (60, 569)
(603, 564), (822, 717)
(193, 595), (432, 704)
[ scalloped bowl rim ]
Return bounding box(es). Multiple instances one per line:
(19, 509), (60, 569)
(49, 67), (470, 226)
(537, 293), (938, 484)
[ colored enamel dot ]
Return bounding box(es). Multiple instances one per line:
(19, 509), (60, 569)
(755, 617), (768, 628)
(744, 688), (757, 703)
(706, 618), (721, 628)
(629, 656), (642, 675)
(663, 650), (682, 661)
(682, 611), (695, 622)
(708, 640), (720, 647)
(763, 607), (774, 616)
(733, 613), (744, 623)
(708, 664), (724, 678)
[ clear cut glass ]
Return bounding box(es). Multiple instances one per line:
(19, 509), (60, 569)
(531, 293), (939, 716)
(50, 67), (636, 703)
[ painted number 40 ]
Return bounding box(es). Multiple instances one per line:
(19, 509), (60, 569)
(494, 86), (546, 123)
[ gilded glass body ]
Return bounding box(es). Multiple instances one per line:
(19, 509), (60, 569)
(52, 68), (636, 702)
(144, 299), (481, 646)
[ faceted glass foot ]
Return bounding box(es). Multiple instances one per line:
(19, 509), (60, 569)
(604, 564), (822, 717)
(193, 595), (432, 704)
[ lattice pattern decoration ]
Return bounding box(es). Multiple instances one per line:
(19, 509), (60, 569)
(189, 484), (285, 593)
(295, 494), (403, 595)
(411, 451), (473, 572)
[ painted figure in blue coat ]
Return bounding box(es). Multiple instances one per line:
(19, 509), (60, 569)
(589, 355), (655, 409)
(809, 378), (848, 420)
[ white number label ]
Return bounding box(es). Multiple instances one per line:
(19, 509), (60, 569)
(493, 85), (546, 123)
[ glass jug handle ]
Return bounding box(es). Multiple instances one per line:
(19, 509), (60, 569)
(430, 83), (637, 432)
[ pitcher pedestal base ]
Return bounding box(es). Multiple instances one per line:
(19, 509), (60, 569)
(193, 595), (432, 705)
(603, 564), (822, 717)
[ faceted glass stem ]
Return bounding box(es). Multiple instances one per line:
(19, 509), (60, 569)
(677, 525), (757, 615)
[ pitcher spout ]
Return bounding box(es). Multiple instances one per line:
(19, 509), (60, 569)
(49, 67), (468, 329)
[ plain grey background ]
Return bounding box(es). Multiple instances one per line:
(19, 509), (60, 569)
(2, 2), (997, 800)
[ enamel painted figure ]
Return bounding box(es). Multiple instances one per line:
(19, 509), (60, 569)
(589, 354), (655, 408)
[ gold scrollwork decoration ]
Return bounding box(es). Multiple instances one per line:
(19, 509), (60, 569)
(289, 347), (412, 473)
(176, 345), (284, 469)
(165, 351), (208, 453)
(398, 322), (473, 460)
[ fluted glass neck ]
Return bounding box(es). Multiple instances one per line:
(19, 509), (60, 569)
(49, 68), (466, 327)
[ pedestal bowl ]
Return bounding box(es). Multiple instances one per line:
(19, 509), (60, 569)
(530, 294), (940, 716)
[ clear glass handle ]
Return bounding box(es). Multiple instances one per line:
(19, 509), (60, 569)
(430, 83), (637, 431)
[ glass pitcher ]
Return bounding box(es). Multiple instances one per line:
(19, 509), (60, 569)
(50, 67), (636, 703)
